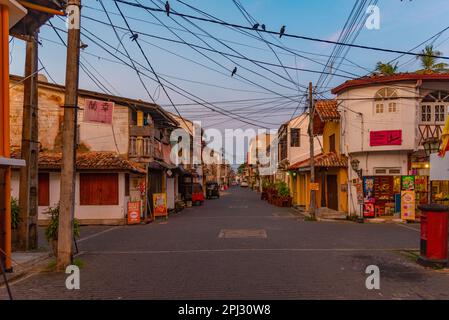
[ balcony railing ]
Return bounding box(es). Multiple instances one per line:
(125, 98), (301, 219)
(129, 137), (154, 159)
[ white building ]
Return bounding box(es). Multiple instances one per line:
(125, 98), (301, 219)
(332, 73), (449, 216)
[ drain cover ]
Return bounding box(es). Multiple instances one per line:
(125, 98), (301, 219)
(218, 229), (267, 239)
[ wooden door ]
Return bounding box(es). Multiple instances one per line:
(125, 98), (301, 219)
(326, 175), (339, 211)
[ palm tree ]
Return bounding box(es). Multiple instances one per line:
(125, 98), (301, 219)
(417, 45), (449, 73)
(375, 61), (398, 75)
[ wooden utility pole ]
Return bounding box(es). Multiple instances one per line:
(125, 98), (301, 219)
(57, 0), (81, 270)
(308, 82), (316, 220)
(18, 33), (39, 251)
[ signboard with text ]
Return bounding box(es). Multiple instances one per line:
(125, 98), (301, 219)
(370, 130), (402, 147)
(127, 201), (141, 225)
(401, 191), (416, 221)
(84, 99), (114, 124)
(153, 193), (168, 218)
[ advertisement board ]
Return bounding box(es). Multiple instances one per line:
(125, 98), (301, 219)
(153, 193), (168, 218)
(127, 201), (141, 225)
(401, 191), (416, 221)
(84, 99), (114, 124)
(370, 130), (402, 147)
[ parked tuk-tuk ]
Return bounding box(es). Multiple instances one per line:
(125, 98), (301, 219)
(206, 182), (220, 199)
(192, 183), (205, 206)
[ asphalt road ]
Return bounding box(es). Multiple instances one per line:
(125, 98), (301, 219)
(2, 187), (449, 300)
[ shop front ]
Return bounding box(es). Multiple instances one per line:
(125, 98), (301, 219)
(362, 174), (429, 220)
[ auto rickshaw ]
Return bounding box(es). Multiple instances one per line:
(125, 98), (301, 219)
(206, 182), (220, 199)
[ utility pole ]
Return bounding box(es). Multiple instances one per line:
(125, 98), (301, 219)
(18, 33), (39, 251)
(57, 0), (81, 270)
(308, 82), (316, 220)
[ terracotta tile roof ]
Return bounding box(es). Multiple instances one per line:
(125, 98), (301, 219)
(289, 152), (348, 170)
(315, 100), (340, 121)
(10, 148), (146, 174)
(332, 72), (449, 95)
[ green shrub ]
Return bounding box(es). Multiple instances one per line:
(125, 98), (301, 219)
(44, 204), (80, 242)
(276, 181), (290, 197)
(11, 197), (21, 230)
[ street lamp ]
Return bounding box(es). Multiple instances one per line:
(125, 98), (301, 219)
(350, 159), (364, 223)
(422, 137), (441, 204)
(422, 137), (441, 158)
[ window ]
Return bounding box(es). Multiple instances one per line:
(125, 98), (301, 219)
(374, 167), (402, 176)
(388, 102), (397, 113)
(375, 88), (398, 115)
(422, 105), (432, 122)
(375, 103), (384, 114)
(329, 134), (336, 153)
(420, 91), (449, 123)
(290, 128), (300, 147)
(38, 173), (50, 206)
(80, 173), (119, 206)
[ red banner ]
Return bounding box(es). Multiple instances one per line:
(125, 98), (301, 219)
(84, 99), (114, 124)
(370, 130), (402, 147)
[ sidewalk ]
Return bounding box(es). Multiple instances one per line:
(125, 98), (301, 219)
(0, 251), (51, 286)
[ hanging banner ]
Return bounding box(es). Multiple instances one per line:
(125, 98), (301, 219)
(356, 182), (364, 205)
(153, 193), (168, 218)
(127, 201), (141, 225)
(84, 99), (114, 124)
(401, 191), (416, 221)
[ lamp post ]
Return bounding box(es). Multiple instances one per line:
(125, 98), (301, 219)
(422, 137), (441, 204)
(351, 159), (364, 223)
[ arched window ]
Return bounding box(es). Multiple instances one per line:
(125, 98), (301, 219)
(374, 88), (399, 114)
(420, 91), (449, 123)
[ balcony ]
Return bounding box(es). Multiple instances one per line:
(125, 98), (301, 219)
(129, 137), (154, 160)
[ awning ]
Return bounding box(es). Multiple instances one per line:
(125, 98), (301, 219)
(289, 152), (348, 172)
(148, 160), (177, 171)
(0, 156), (26, 167)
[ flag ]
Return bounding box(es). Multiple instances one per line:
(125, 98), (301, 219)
(439, 116), (449, 157)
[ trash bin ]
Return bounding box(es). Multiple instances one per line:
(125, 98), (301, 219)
(417, 204), (449, 268)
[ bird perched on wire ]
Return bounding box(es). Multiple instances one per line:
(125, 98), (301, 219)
(279, 25), (286, 38)
(261, 24), (266, 31)
(231, 67), (237, 77)
(279, 26), (285, 38)
(165, 1), (170, 16)
(252, 23), (259, 30)
(130, 33), (139, 42)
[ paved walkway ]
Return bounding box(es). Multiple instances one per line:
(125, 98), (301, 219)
(1, 187), (449, 299)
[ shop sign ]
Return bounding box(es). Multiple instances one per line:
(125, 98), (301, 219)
(84, 99), (114, 124)
(127, 201), (141, 225)
(401, 176), (415, 191)
(401, 191), (416, 221)
(363, 177), (375, 202)
(310, 183), (320, 191)
(153, 193), (168, 218)
(370, 130), (402, 147)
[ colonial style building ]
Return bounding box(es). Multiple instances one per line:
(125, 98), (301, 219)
(9, 74), (181, 225)
(332, 73), (449, 217)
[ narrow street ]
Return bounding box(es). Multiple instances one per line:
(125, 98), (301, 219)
(2, 187), (449, 300)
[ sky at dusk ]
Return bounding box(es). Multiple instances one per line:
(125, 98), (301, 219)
(9, 0), (449, 161)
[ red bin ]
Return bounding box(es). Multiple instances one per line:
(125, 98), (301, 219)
(417, 204), (449, 268)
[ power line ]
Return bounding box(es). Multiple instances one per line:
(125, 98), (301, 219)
(82, 15), (356, 81)
(114, 0), (449, 60)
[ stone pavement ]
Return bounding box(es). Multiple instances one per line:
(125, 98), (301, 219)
(1, 187), (448, 300)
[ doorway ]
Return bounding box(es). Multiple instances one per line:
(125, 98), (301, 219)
(326, 175), (338, 211)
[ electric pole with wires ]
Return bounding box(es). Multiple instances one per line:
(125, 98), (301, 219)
(308, 82), (316, 220)
(57, 0), (81, 270)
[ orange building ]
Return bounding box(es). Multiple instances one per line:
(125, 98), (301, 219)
(288, 100), (348, 214)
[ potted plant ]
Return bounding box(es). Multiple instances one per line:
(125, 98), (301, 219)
(44, 204), (80, 257)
